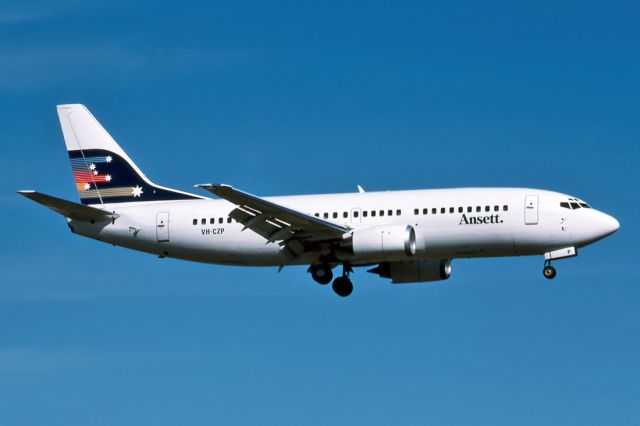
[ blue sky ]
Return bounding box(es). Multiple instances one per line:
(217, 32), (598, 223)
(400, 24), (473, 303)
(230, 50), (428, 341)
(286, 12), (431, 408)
(1, 1), (639, 424)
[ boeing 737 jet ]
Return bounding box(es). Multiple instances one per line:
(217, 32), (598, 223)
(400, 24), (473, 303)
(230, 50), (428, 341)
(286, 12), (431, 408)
(19, 105), (620, 296)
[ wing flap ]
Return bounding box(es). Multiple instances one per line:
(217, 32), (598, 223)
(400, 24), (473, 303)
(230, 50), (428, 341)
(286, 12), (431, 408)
(18, 190), (119, 222)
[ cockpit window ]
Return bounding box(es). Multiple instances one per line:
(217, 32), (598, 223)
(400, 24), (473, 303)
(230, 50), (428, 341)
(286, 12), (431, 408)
(561, 198), (591, 210)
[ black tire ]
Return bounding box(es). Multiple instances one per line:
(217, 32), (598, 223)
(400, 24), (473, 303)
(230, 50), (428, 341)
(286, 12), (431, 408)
(310, 264), (333, 285)
(332, 276), (353, 297)
(543, 265), (557, 279)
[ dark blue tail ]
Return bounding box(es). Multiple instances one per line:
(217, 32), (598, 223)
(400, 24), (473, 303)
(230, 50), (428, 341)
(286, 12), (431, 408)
(58, 104), (202, 205)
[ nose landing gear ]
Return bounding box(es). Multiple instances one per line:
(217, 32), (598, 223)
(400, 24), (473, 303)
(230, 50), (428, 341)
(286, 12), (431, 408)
(542, 247), (576, 280)
(543, 260), (557, 279)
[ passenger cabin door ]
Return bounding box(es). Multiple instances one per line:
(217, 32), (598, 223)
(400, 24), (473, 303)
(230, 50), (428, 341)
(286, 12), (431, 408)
(156, 211), (170, 242)
(524, 195), (539, 225)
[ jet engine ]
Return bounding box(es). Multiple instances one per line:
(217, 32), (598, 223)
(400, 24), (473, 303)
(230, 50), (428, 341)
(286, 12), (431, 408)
(368, 259), (452, 283)
(350, 225), (416, 260)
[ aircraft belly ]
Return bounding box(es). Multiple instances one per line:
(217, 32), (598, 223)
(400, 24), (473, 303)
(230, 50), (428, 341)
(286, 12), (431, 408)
(512, 219), (573, 255)
(168, 226), (285, 264)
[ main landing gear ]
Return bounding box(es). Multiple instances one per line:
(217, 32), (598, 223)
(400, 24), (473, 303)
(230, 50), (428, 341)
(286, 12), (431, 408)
(543, 260), (557, 279)
(332, 276), (353, 297)
(309, 263), (353, 297)
(309, 263), (333, 285)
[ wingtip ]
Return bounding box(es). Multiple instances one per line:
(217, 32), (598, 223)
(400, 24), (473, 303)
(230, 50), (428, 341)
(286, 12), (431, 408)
(56, 103), (85, 109)
(194, 183), (232, 190)
(17, 189), (36, 195)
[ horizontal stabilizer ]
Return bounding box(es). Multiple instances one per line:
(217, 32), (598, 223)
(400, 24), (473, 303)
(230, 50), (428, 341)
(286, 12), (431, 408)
(18, 190), (119, 222)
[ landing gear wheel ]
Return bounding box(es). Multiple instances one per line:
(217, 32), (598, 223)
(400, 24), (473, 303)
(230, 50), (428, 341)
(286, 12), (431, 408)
(310, 264), (333, 285)
(543, 265), (557, 279)
(332, 276), (353, 297)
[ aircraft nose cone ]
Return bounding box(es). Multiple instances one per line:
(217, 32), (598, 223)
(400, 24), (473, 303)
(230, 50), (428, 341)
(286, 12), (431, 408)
(599, 212), (620, 237)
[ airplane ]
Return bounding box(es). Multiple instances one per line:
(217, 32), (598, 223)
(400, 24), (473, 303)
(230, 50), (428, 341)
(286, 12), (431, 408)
(19, 104), (620, 297)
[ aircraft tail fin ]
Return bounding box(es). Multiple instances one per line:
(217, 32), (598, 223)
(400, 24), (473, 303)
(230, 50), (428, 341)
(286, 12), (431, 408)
(57, 104), (201, 206)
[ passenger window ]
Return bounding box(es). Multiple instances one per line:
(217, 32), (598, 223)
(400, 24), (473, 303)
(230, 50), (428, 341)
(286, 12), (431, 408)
(440, 208), (445, 214)
(476, 206), (481, 212)
(219, 218), (223, 224)
(449, 207), (454, 214)
(467, 206), (472, 213)
(354, 211), (359, 218)
(323, 213), (328, 219)
(363, 211), (368, 217)
(343, 212), (348, 218)
(494, 205), (499, 212)
(414, 208), (419, 215)
(314, 213), (319, 217)
(503, 205), (509, 211)
(485, 206), (490, 212)
(201, 218), (206, 225)
(227, 217), (232, 223)
(371, 211), (376, 217)
(333, 212), (338, 219)
(432, 208), (437, 214)
(380, 210), (385, 216)
(210, 218), (215, 224)
(458, 207), (463, 213)
(423, 208), (429, 215)
(388, 209), (393, 216)
(192, 219), (197, 225)
(396, 209), (401, 216)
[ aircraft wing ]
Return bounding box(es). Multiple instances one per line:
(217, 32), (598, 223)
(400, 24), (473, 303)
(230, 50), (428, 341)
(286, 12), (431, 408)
(195, 184), (350, 255)
(18, 190), (119, 222)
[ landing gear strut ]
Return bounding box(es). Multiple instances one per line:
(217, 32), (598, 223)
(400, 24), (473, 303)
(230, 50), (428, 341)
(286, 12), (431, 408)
(332, 264), (353, 297)
(309, 263), (333, 285)
(543, 260), (557, 279)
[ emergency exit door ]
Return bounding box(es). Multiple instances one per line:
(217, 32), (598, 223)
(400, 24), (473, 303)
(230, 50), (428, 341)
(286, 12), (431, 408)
(156, 212), (170, 242)
(524, 195), (539, 225)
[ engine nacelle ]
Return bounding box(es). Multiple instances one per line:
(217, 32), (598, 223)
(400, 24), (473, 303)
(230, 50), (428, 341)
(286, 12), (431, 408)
(351, 225), (416, 260)
(368, 259), (452, 283)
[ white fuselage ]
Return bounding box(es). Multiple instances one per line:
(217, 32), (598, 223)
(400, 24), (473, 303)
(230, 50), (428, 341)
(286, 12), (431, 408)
(68, 187), (619, 267)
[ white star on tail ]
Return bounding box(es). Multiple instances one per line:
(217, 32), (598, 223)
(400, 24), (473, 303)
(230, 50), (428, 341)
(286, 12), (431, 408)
(105, 175), (112, 182)
(105, 155), (113, 163)
(84, 183), (91, 190)
(89, 163), (96, 170)
(132, 185), (143, 198)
